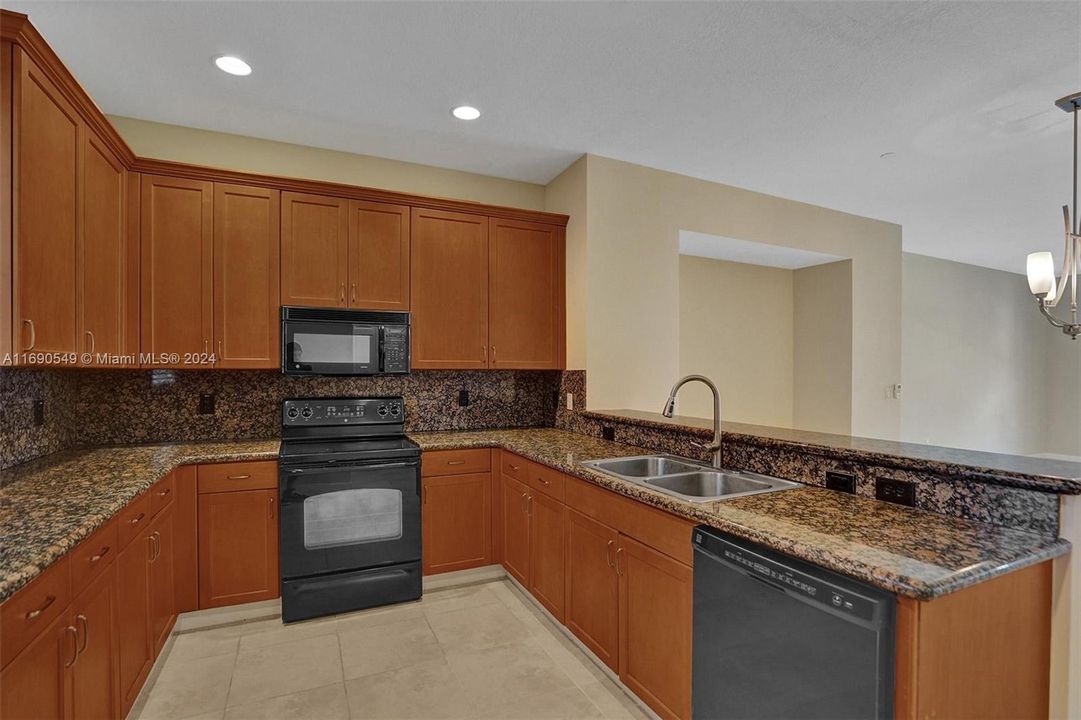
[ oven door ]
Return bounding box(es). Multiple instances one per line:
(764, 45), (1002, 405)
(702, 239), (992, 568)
(282, 320), (380, 375)
(279, 459), (420, 579)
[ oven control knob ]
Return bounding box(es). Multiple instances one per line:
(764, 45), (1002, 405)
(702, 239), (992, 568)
(377, 404), (389, 417)
(301, 407), (313, 419)
(286, 407), (299, 420)
(390, 404), (401, 416)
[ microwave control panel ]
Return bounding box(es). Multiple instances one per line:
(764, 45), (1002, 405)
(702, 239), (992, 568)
(382, 326), (410, 373)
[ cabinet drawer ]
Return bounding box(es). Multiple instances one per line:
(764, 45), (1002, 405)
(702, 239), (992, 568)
(69, 519), (118, 592)
(526, 464), (565, 503)
(117, 493), (153, 548)
(198, 461), (278, 493)
(422, 449), (491, 477)
(499, 452), (532, 483)
(0, 555), (71, 668)
(149, 472), (176, 516)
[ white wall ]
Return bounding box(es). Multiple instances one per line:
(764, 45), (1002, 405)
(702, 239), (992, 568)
(793, 260), (853, 435)
(578, 155), (902, 439)
(677, 256), (794, 426)
(900, 253), (1053, 455)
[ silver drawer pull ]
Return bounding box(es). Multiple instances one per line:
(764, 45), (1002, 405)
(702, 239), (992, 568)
(24, 594), (56, 620)
(89, 546), (111, 563)
(227, 474), (252, 480)
(446, 460), (466, 466)
(129, 512), (145, 525)
(508, 464), (520, 471)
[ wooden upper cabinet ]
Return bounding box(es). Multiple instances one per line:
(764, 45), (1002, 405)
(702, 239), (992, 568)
(79, 132), (138, 365)
(488, 218), (565, 369)
(280, 191), (348, 308)
(213, 183), (280, 368)
(12, 47), (79, 355)
(348, 200), (410, 310)
(140, 174), (213, 360)
(410, 208), (489, 368)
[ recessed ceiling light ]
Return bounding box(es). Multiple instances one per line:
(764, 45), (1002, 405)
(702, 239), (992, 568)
(215, 56), (252, 76)
(451, 105), (481, 120)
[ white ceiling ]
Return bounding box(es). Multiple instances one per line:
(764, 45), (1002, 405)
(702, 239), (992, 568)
(679, 231), (845, 269)
(9, 1), (1080, 273)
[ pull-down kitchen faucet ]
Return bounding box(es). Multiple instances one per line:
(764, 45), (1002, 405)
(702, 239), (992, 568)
(662, 375), (723, 469)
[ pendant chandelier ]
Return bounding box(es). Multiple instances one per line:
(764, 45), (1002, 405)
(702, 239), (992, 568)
(1026, 91), (1081, 339)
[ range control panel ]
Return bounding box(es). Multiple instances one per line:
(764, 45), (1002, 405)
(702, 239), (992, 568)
(282, 397), (404, 426)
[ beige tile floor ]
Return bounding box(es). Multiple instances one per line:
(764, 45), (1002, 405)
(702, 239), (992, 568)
(134, 580), (652, 720)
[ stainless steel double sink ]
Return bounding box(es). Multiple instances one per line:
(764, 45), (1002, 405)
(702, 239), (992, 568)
(580, 455), (798, 503)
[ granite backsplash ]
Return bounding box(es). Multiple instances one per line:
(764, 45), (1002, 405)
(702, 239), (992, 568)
(0, 367), (560, 469)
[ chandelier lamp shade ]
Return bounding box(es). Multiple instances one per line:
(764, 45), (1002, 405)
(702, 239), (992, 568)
(1026, 91), (1081, 339)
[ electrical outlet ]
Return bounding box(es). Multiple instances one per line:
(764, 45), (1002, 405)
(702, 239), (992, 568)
(875, 477), (915, 507)
(602, 426), (615, 441)
(198, 393), (216, 415)
(567, 392), (574, 410)
(825, 470), (856, 494)
(32, 399), (44, 426)
(458, 389), (470, 407)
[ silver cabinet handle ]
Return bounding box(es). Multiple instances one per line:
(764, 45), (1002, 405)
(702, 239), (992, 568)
(508, 463), (520, 471)
(129, 512), (145, 526)
(204, 339), (209, 354)
(218, 339), (223, 358)
(24, 594), (56, 620)
(89, 545), (111, 563)
(268, 497), (275, 520)
(227, 474), (251, 480)
(606, 540), (615, 568)
(491, 346), (496, 364)
(75, 614), (88, 655)
(63, 626), (79, 667)
(615, 547), (624, 576)
(351, 283), (357, 304)
(340, 283), (346, 305)
(446, 460), (466, 466)
(22, 319), (35, 350)
(85, 330), (95, 354)
(482, 345), (487, 363)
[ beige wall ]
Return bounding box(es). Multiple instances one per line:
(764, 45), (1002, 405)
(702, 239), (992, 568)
(544, 156), (588, 370)
(900, 254), (1048, 455)
(1042, 322), (1081, 457)
(581, 155), (902, 439)
(109, 116), (546, 210)
(793, 260), (853, 435)
(677, 256), (794, 426)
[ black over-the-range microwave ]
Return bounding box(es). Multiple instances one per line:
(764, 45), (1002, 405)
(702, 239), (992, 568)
(281, 307), (410, 376)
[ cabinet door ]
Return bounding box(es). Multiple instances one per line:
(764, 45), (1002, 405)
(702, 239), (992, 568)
(422, 472), (492, 575)
(348, 200), (410, 310)
(147, 510), (175, 654)
(528, 491), (565, 622)
(140, 174), (213, 361)
(79, 131), (137, 365)
(69, 567), (119, 720)
(564, 509), (619, 671)
(410, 208), (489, 368)
(500, 474), (531, 586)
(618, 535), (693, 720)
(488, 218), (565, 369)
(12, 47), (79, 355)
(280, 191), (348, 307)
(213, 183), (281, 368)
(198, 489), (279, 608)
(115, 533), (151, 715)
(0, 612), (70, 720)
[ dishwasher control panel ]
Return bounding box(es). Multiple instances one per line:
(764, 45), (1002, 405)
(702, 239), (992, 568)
(694, 530), (880, 623)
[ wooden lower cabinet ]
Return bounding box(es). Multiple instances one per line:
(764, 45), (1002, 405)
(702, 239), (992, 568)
(422, 472), (492, 574)
(68, 567), (120, 720)
(0, 612), (69, 720)
(198, 488), (280, 608)
(618, 535), (693, 720)
(500, 474), (532, 586)
(527, 491), (565, 621)
(147, 508), (176, 654)
(116, 523), (152, 715)
(564, 508), (620, 671)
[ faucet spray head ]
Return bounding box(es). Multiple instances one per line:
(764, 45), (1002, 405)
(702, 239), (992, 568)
(662, 396), (677, 418)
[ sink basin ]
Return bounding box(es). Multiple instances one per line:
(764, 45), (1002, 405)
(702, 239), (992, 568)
(583, 456), (702, 478)
(580, 454), (798, 503)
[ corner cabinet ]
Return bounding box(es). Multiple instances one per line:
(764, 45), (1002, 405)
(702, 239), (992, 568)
(411, 210), (566, 370)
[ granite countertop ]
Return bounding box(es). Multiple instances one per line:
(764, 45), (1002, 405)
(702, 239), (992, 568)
(0, 429), (1070, 602)
(584, 409), (1081, 494)
(0, 440), (279, 601)
(411, 428), (1071, 600)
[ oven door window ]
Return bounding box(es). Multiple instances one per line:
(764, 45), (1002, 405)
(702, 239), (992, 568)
(303, 488), (403, 549)
(283, 321), (379, 374)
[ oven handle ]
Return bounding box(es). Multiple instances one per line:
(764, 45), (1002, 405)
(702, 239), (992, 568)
(281, 460), (421, 496)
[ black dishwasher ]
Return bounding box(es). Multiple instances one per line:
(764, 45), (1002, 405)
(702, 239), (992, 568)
(692, 527), (894, 720)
